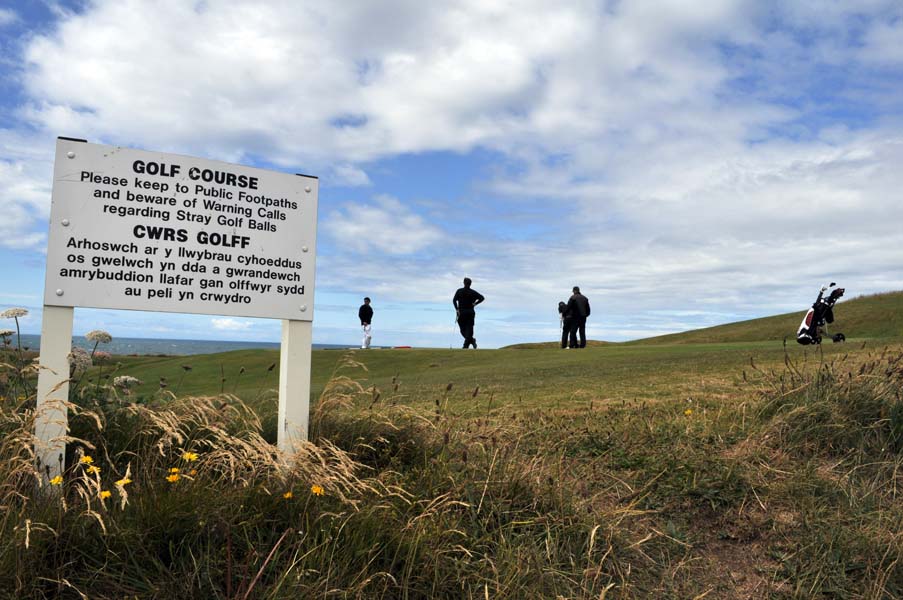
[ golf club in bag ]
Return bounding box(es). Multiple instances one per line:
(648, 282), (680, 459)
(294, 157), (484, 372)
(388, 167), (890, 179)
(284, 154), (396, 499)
(796, 282), (846, 345)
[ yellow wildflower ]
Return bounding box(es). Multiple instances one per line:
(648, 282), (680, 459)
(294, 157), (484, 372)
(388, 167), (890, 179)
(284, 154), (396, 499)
(311, 484), (324, 496)
(49, 475), (63, 486)
(283, 491), (293, 499)
(166, 474), (180, 483)
(79, 455), (94, 465)
(169, 467), (180, 474)
(189, 469), (197, 476)
(99, 490), (111, 500)
(86, 465), (100, 475)
(181, 451), (199, 462)
(684, 408), (693, 416)
(114, 477), (132, 487)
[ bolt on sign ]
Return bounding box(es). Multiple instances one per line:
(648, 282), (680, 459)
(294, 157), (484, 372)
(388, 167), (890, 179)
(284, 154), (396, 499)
(35, 137), (318, 483)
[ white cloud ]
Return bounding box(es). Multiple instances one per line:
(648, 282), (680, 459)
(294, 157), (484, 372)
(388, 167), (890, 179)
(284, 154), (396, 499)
(4, 1), (903, 345)
(324, 194), (443, 255)
(0, 8), (17, 27)
(211, 317), (253, 331)
(330, 164), (371, 187)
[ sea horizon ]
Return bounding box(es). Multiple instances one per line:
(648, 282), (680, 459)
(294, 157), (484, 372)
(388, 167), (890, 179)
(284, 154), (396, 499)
(9, 334), (358, 356)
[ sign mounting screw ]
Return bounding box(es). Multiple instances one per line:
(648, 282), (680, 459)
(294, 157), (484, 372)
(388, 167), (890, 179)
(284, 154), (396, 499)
(301, 246), (308, 253)
(55, 289), (64, 296)
(66, 152), (76, 159)
(305, 186), (311, 193)
(61, 219), (70, 227)
(300, 305), (308, 312)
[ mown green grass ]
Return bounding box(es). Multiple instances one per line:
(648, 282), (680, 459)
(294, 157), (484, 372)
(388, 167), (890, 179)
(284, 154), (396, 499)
(632, 290), (903, 345)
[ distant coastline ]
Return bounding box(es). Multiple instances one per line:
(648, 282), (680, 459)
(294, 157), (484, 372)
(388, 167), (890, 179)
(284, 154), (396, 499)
(12, 334), (350, 356)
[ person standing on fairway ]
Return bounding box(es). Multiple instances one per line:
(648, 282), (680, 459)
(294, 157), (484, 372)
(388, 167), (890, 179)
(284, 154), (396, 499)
(558, 301), (573, 349)
(566, 286), (591, 349)
(453, 278), (485, 349)
(358, 297), (373, 349)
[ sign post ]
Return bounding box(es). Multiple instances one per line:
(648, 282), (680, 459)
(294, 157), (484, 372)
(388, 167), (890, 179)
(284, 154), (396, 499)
(36, 137), (318, 480)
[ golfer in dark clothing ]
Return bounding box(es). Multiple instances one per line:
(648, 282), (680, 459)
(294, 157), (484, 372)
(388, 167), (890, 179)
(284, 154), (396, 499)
(358, 297), (373, 349)
(453, 278), (484, 349)
(558, 301), (573, 348)
(566, 286), (590, 349)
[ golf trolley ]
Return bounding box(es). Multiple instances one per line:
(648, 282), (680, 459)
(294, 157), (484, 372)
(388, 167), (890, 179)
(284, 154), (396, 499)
(796, 282), (845, 345)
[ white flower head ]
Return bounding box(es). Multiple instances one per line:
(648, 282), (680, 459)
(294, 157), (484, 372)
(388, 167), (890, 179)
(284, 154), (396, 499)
(1, 308), (28, 319)
(68, 347), (92, 374)
(0, 329), (14, 337)
(85, 330), (112, 344)
(113, 375), (142, 388)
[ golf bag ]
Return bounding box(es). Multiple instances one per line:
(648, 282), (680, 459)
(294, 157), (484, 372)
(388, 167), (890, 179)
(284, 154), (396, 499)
(796, 283), (845, 345)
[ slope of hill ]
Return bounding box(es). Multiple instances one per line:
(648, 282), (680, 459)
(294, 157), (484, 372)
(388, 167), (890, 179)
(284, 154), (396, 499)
(630, 290), (903, 345)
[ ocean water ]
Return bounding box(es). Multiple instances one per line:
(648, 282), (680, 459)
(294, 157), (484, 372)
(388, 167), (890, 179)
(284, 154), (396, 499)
(10, 334), (347, 356)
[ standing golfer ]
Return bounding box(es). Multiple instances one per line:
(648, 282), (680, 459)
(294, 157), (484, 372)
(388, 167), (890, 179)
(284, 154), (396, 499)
(566, 286), (591, 349)
(358, 297), (373, 349)
(453, 278), (484, 349)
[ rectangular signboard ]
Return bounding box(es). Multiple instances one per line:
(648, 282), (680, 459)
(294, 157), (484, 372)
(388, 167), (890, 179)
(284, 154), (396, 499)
(44, 138), (317, 321)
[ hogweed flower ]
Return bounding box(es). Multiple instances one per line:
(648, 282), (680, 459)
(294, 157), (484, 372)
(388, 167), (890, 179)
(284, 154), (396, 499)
(0, 329), (14, 338)
(68, 347), (92, 374)
(1, 307), (28, 319)
(85, 330), (112, 344)
(311, 484), (324, 496)
(93, 350), (112, 363)
(113, 375), (142, 389)
(50, 475), (63, 486)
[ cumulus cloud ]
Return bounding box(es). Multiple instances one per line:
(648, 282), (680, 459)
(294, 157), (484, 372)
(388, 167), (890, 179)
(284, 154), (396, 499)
(3, 1), (903, 344)
(0, 8), (17, 27)
(324, 194), (443, 255)
(211, 317), (253, 331)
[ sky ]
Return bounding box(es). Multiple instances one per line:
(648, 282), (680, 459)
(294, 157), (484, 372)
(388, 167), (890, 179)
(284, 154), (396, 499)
(1, 0), (902, 349)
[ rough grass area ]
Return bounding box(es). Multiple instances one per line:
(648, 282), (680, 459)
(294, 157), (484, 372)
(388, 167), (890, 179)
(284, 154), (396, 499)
(2, 337), (902, 597)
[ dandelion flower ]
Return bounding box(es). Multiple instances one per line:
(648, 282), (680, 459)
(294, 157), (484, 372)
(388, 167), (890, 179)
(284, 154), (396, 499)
(310, 484), (324, 496)
(166, 474), (180, 483)
(50, 475), (63, 486)
(169, 467), (180, 474)
(99, 490), (112, 499)
(181, 451), (199, 462)
(114, 477), (132, 487)
(1, 307), (28, 319)
(283, 491), (293, 499)
(79, 455), (94, 465)
(684, 409), (693, 416)
(86, 465), (101, 475)
(85, 330), (112, 344)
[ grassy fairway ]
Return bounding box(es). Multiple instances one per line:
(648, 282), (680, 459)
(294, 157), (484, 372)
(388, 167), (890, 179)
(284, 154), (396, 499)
(115, 337), (882, 416)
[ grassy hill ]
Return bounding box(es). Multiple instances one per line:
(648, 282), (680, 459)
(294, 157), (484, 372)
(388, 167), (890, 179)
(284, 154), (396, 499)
(630, 290), (903, 345)
(5, 330), (903, 597)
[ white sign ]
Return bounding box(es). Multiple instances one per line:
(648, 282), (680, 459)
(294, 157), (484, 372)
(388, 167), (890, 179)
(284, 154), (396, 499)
(44, 138), (318, 321)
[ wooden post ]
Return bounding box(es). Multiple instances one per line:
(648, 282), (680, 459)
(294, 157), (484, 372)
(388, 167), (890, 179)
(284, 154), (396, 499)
(34, 305), (74, 482)
(277, 319), (312, 455)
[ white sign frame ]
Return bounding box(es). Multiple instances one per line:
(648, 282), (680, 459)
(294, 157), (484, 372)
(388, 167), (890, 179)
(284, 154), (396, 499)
(36, 138), (318, 482)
